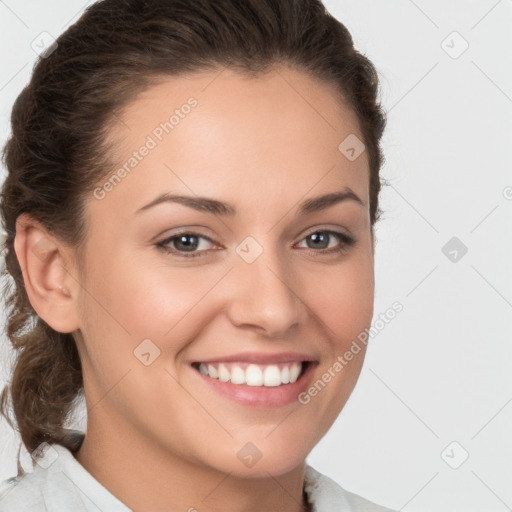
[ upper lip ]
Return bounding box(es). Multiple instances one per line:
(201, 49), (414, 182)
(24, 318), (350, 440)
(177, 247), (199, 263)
(192, 351), (317, 365)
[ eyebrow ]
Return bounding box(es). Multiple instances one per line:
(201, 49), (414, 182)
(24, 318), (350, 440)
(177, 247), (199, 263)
(135, 187), (364, 217)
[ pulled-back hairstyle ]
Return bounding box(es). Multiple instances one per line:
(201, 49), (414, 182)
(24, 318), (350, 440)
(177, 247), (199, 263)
(0, 0), (386, 469)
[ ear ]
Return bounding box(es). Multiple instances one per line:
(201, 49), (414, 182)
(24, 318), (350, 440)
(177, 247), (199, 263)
(13, 213), (81, 333)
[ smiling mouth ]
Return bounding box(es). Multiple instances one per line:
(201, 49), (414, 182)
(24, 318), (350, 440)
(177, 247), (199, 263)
(191, 361), (310, 387)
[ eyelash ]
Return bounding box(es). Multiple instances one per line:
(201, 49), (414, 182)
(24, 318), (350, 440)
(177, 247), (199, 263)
(156, 229), (356, 259)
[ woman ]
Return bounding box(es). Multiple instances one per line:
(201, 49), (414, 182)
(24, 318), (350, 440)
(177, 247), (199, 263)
(0, 0), (394, 510)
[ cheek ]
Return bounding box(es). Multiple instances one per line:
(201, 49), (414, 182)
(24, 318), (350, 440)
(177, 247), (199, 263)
(290, 256), (374, 442)
(307, 257), (375, 346)
(88, 253), (227, 352)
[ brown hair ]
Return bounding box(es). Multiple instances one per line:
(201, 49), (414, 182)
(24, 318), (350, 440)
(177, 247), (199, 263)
(0, 0), (386, 466)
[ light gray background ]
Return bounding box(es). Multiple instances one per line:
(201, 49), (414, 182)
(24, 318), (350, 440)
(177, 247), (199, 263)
(1, 1), (511, 511)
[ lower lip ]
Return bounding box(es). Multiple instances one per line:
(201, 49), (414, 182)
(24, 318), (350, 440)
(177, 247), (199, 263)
(192, 362), (317, 407)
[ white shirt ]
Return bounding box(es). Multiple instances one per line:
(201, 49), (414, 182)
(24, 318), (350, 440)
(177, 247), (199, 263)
(0, 442), (397, 511)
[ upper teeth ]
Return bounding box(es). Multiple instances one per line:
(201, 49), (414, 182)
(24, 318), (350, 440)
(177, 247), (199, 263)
(197, 362), (303, 387)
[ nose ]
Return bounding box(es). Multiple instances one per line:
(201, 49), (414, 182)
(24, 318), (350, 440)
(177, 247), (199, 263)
(224, 240), (304, 338)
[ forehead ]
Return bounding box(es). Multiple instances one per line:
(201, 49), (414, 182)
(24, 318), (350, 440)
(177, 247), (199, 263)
(93, 66), (369, 218)
(116, 66), (363, 145)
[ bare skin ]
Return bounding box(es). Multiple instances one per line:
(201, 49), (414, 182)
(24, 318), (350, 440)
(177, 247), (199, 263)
(14, 65), (374, 512)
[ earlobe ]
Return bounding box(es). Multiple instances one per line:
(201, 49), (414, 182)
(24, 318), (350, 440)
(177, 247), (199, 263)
(13, 213), (80, 333)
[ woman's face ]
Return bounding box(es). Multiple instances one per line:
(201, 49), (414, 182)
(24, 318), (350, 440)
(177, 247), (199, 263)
(73, 66), (374, 477)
